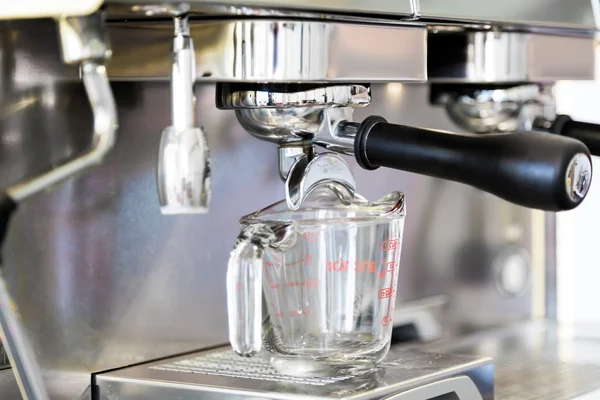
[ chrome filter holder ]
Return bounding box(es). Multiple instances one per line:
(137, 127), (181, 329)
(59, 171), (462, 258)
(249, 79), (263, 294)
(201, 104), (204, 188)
(218, 83), (369, 209)
(430, 83), (556, 133)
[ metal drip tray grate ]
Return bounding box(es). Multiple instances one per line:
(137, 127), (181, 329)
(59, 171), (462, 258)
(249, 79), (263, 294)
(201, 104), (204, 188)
(151, 349), (356, 386)
(495, 357), (600, 400)
(97, 347), (493, 399)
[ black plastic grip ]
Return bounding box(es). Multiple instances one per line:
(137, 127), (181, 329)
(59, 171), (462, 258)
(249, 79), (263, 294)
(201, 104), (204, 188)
(355, 116), (592, 211)
(550, 115), (600, 156)
(0, 194), (17, 264)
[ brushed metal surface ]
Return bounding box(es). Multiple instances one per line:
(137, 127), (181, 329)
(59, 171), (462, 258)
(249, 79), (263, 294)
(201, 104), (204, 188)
(426, 321), (600, 400)
(0, 19), (427, 84)
(428, 31), (596, 83)
(95, 346), (493, 399)
(106, 20), (427, 82)
(3, 19), (594, 87)
(104, 0), (598, 31)
(420, 0), (598, 30)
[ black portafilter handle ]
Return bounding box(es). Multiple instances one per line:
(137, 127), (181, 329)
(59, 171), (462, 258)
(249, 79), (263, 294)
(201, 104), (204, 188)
(541, 115), (600, 156)
(354, 116), (593, 211)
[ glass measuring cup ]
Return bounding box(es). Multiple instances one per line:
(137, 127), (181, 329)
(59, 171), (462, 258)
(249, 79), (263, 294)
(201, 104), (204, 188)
(227, 187), (405, 376)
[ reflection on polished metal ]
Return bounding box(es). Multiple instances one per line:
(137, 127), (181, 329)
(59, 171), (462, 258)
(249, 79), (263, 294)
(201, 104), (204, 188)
(157, 15), (211, 214)
(428, 31), (595, 83)
(1, 10), (116, 400)
(95, 346), (493, 399)
(278, 146), (313, 181)
(7, 18), (117, 202)
(7, 63), (117, 201)
(230, 83), (364, 147)
(228, 83), (364, 157)
(9, 19), (597, 86)
(566, 153), (592, 203)
(285, 153), (356, 210)
(420, 0), (597, 30)
(236, 108), (324, 144)
(236, 107), (360, 154)
(58, 11), (112, 64)
(106, 0), (415, 19)
(105, 0), (596, 31)
(492, 247), (531, 297)
(0, 270), (48, 400)
(217, 84), (371, 109)
(107, 20), (427, 82)
(432, 84), (555, 133)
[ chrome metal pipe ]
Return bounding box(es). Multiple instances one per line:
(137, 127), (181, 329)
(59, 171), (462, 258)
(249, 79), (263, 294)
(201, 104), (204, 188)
(7, 62), (117, 201)
(157, 15), (211, 214)
(171, 16), (195, 130)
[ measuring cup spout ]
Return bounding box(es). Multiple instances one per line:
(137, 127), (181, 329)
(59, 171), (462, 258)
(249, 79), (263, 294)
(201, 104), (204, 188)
(227, 225), (276, 356)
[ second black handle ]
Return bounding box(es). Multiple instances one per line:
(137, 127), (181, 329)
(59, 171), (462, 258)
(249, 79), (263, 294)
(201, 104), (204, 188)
(548, 115), (600, 156)
(354, 116), (592, 211)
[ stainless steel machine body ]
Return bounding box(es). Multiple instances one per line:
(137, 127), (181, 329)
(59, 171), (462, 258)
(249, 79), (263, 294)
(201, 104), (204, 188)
(0, 1), (597, 399)
(0, 59), (516, 398)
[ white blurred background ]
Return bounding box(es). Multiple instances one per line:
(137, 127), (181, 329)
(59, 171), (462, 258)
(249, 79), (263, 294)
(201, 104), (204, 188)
(555, 44), (600, 328)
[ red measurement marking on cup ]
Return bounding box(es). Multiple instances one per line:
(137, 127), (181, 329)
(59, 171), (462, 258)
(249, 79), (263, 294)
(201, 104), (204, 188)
(382, 239), (399, 251)
(285, 281), (301, 287)
(304, 278), (319, 288)
(327, 260), (351, 272)
(290, 308), (311, 317)
(265, 267), (278, 290)
(386, 262), (398, 272)
(304, 253), (312, 266)
(378, 288), (393, 299)
(303, 232), (319, 243)
(354, 260), (378, 273)
(275, 312), (284, 317)
(382, 316), (393, 326)
(327, 260), (389, 276)
(285, 258), (305, 267)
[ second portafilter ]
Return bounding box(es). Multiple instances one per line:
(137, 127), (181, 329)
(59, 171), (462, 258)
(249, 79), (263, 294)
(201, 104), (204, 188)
(157, 15), (211, 214)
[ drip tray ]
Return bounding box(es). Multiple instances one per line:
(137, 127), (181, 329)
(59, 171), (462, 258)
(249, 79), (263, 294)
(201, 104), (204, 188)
(95, 347), (493, 399)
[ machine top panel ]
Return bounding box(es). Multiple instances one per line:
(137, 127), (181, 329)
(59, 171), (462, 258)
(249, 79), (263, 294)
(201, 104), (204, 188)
(106, 0), (598, 31)
(420, 0), (598, 31)
(106, 20), (427, 83)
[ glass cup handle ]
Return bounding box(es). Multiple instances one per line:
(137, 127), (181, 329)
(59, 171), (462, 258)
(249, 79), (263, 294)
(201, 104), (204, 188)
(227, 225), (274, 356)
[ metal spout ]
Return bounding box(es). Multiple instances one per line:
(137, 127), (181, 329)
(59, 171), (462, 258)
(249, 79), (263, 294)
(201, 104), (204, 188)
(157, 15), (211, 214)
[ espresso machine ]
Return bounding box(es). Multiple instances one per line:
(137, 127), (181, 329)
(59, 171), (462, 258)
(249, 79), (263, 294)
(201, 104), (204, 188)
(0, 1), (599, 399)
